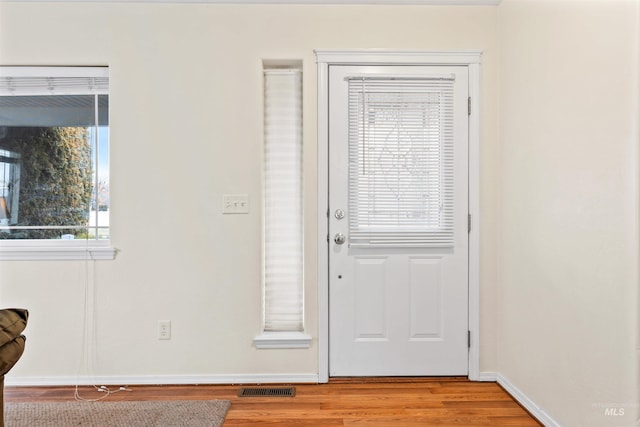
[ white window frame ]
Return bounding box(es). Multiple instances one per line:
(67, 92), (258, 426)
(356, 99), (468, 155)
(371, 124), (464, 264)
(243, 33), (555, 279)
(0, 66), (115, 261)
(316, 49), (481, 382)
(254, 65), (311, 349)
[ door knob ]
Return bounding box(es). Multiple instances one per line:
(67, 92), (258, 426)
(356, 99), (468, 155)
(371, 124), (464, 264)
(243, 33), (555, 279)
(334, 233), (346, 245)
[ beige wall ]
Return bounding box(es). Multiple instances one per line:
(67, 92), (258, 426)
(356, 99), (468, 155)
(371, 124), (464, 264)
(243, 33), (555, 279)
(499, 0), (639, 425)
(0, 3), (500, 380)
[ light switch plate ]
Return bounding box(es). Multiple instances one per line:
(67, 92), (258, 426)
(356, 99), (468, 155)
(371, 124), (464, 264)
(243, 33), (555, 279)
(222, 194), (249, 214)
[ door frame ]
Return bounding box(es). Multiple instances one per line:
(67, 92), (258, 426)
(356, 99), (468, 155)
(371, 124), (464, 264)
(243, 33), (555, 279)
(316, 49), (482, 382)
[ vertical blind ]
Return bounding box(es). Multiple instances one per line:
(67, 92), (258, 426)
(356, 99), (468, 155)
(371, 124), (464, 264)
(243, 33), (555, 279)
(347, 76), (455, 248)
(263, 70), (304, 332)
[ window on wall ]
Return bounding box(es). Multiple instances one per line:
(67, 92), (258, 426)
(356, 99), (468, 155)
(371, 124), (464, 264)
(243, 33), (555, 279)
(254, 64), (310, 349)
(0, 67), (113, 260)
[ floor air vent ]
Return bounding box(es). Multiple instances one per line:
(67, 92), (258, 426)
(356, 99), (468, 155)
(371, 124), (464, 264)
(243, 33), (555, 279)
(238, 387), (296, 397)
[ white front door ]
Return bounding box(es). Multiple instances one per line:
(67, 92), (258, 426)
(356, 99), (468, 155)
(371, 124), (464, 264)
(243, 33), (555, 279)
(328, 65), (469, 376)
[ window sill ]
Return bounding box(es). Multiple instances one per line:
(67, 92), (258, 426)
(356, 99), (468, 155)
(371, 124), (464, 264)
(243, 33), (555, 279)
(253, 331), (312, 349)
(0, 240), (117, 261)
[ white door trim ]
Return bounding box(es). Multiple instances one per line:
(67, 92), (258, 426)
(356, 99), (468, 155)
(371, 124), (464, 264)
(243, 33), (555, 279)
(316, 49), (482, 383)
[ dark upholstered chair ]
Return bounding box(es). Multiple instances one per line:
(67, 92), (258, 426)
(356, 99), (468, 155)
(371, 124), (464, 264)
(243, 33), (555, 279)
(0, 309), (28, 427)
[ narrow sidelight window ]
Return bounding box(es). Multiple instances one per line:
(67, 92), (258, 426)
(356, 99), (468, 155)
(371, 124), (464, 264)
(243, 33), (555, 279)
(263, 68), (303, 332)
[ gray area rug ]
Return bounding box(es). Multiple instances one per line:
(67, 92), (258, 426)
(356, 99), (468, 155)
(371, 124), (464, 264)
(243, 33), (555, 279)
(5, 400), (231, 427)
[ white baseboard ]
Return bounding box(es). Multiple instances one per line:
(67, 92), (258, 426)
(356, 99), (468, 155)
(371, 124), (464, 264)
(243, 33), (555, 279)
(496, 373), (561, 427)
(476, 371), (497, 382)
(4, 373), (319, 387)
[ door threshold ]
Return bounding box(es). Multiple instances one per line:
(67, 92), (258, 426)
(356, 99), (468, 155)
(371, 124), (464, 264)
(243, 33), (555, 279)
(328, 376), (469, 384)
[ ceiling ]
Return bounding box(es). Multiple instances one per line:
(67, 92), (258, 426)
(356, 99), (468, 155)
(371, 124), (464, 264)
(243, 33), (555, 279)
(0, 0), (501, 5)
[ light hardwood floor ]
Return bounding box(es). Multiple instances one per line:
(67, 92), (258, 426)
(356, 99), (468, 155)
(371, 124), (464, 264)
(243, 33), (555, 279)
(5, 378), (542, 426)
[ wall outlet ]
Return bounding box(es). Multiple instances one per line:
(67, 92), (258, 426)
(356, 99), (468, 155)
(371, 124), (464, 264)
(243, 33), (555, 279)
(158, 320), (171, 340)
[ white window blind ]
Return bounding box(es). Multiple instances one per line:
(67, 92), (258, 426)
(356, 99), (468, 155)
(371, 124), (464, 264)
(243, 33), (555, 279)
(347, 76), (455, 248)
(0, 67), (108, 96)
(263, 69), (303, 332)
(0, 67), (109, 127)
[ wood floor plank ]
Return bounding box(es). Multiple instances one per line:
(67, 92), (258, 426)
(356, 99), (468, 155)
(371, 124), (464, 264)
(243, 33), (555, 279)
(5, 378), (542, 426)
(225, 421), (345, 426)
(343, 416), (497, 426)
(486, 416), (543, 426)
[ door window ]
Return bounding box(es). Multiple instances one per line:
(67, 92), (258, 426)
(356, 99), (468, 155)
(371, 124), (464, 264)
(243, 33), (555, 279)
(347, 77), (455, 248)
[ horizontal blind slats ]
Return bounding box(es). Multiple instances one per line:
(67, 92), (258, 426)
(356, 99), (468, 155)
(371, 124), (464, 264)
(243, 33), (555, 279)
(0, 76), (109, 96)
(347, 77), (455, 248)
(263, 70), (304, 332)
